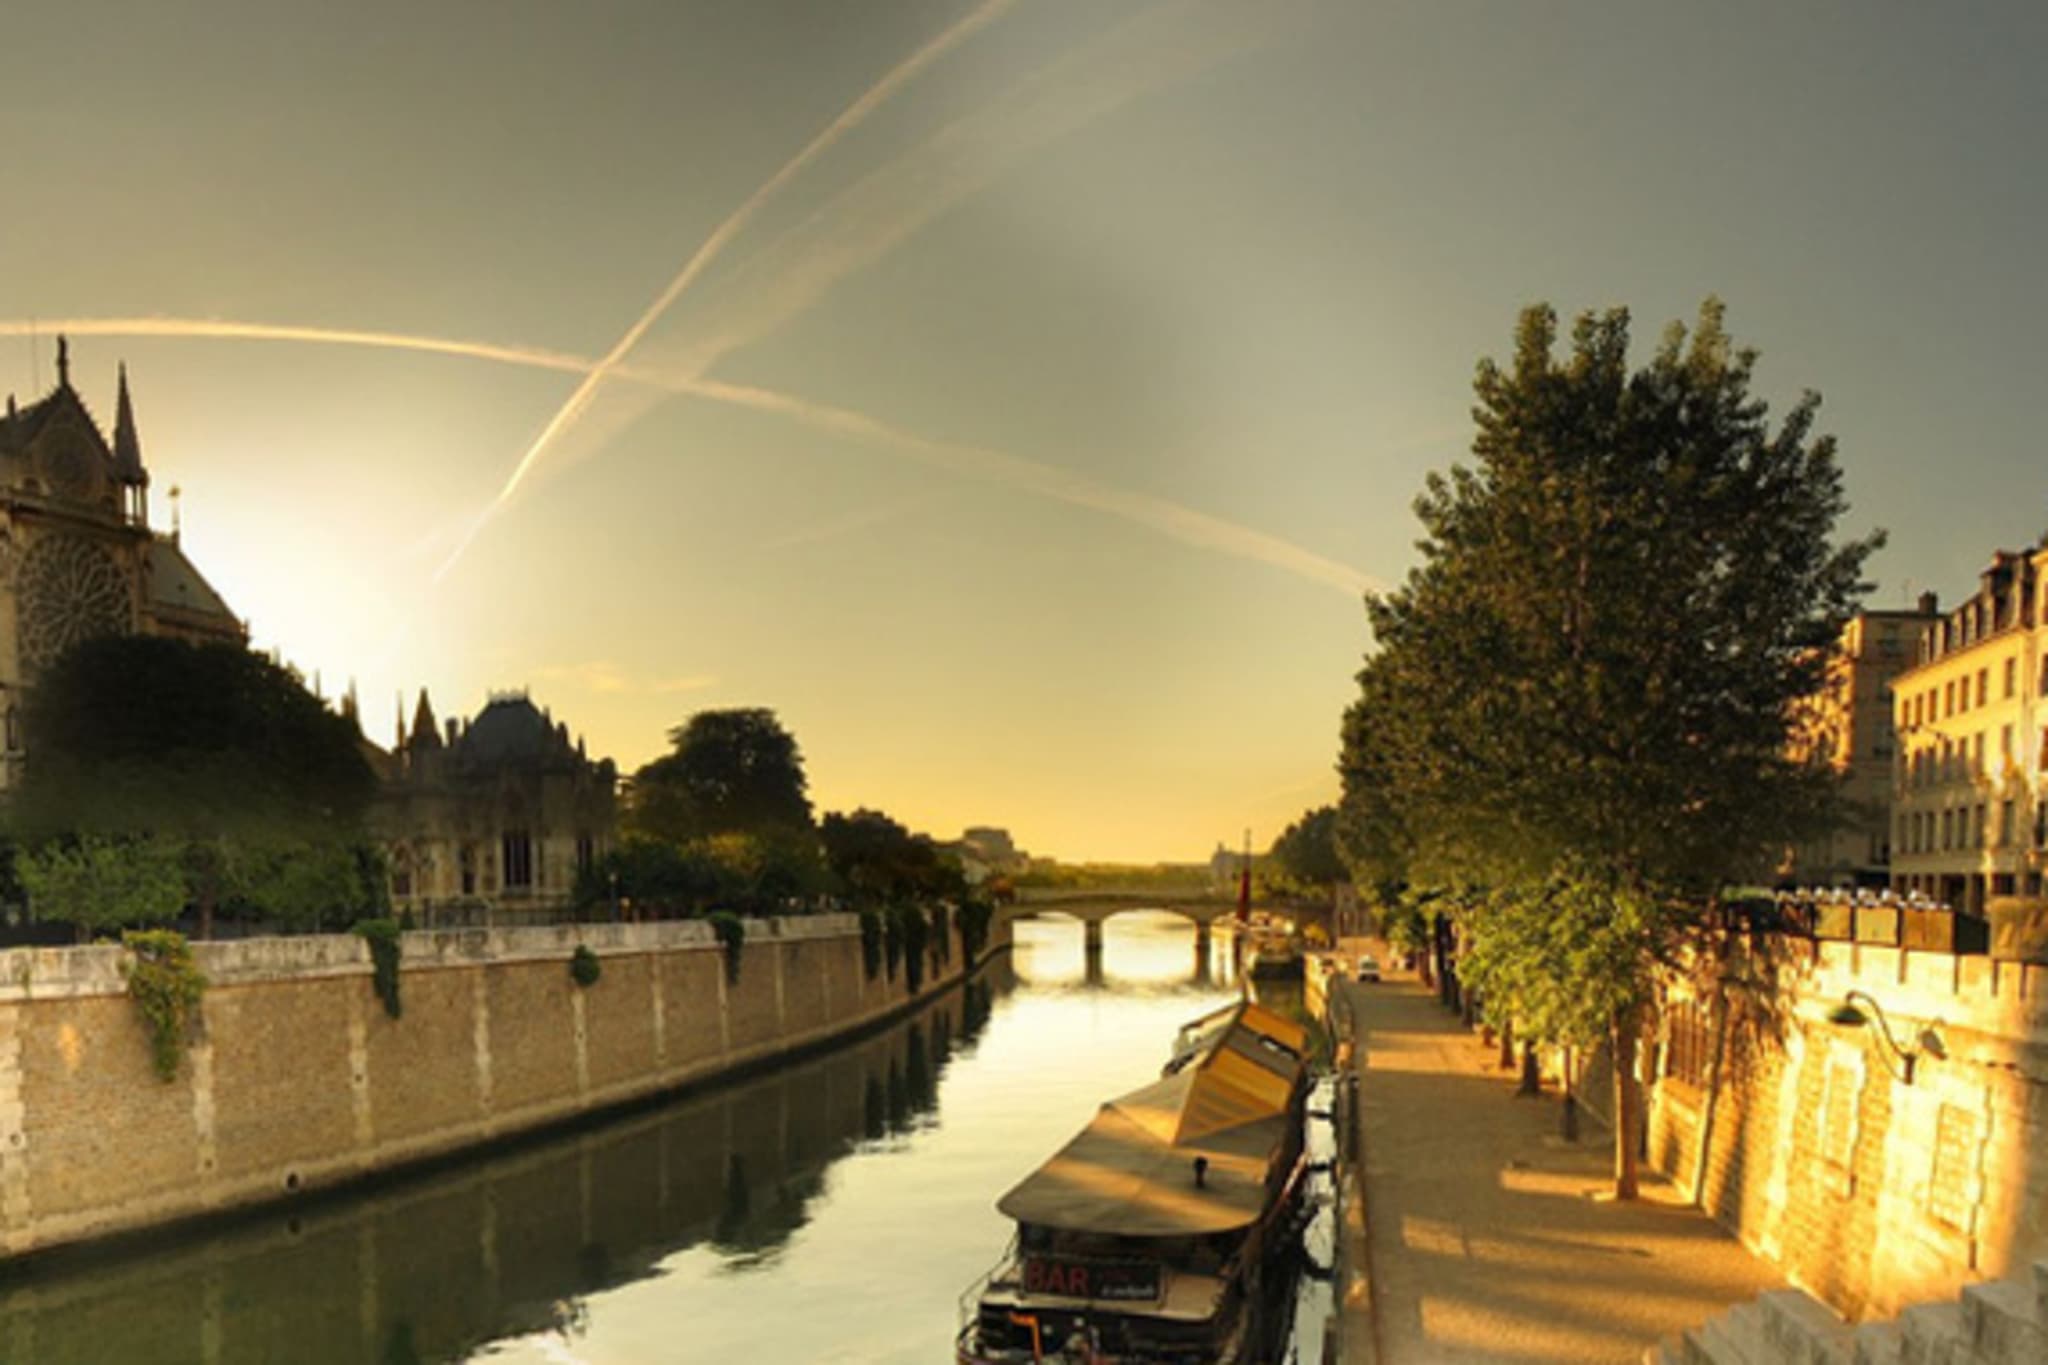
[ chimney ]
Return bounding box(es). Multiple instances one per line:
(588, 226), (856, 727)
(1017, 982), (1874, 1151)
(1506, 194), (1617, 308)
(1917, 590), (1938, 616)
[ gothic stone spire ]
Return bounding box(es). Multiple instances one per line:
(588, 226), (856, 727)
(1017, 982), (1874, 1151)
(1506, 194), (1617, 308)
(112, 363), (146, 483)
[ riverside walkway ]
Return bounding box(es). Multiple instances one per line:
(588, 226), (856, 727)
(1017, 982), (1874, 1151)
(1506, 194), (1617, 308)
(1330, 957), (1785, 1364)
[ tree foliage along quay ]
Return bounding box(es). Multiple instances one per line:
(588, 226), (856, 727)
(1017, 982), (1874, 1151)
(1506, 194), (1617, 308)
(12, 636), (386, 937)
(1338, 300), (1881, 1198)
(1261, 805), (1345, 900)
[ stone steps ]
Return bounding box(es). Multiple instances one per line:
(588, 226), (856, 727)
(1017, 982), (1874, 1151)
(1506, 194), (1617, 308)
(1646, 1260), (2048, 1365)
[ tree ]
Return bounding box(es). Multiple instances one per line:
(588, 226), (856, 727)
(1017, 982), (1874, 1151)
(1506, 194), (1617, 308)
(819, 808), (960, 906)
(17, 834), (186, 939)
(13, 637), (382, 935)
(1338, 300), (1880, 1197)
(1263, 806), (1345, 898)
(627, 709), (813, 842)
(700, 828), (828, 914)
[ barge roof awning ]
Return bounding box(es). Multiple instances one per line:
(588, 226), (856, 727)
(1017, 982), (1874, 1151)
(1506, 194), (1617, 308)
(995, 1000), (1305, 1238)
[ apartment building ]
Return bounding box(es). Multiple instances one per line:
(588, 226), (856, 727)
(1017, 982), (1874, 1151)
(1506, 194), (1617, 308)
(1786, 606), (1937, 886)
(1889, 546), (2048, 910)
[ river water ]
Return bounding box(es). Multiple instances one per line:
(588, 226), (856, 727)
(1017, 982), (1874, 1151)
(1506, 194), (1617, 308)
(0, 913), (1333, 1364)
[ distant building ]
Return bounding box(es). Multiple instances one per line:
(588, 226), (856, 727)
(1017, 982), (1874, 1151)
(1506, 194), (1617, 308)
(372, 689), (617, 922)
(0, 340), (245, 784)
(1890, 547), (2048, 911)
(1209, 842), (1251, 894)
(1784, 605), (1939, 887)
(945, 826), (1028, 885)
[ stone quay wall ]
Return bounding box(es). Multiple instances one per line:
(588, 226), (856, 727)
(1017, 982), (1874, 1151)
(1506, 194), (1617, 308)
(1643, 935), (2048, 1321)
(0, 914), (1000, 1258)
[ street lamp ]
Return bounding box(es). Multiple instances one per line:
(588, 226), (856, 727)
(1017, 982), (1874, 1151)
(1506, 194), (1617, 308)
(1825, 989), (1944, 1084)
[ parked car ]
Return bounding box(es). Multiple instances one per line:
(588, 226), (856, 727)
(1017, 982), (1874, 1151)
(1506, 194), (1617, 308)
(1356, 955), (1381, 983)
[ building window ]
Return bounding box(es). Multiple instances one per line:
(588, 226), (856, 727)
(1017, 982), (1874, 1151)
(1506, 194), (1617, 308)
(460, 844), (477, 896)
(502, 831), (533, 890)
(1975, 804), (1987, 848)
(2005, 657), (2017, 698)
(576, 834), (595, 875)
(1941, 810), (1952, 850)
(1945, 680), (1955, 715)
(1973, 733), (1985, 774)
(1665, 999), (1711, 1089)
(392, 853), (413, 899)
(1821, 1059), (1860, 1173)
(2000, 801), (2015, 847)
(1977, 668), (1988, 706)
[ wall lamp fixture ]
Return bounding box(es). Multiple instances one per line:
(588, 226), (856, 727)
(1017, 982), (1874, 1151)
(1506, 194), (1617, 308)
(1825, 990), (1944, 1084)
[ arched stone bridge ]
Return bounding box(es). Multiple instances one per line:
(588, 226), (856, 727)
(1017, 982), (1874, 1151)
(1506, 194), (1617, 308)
(1000, 886), (1270, 954)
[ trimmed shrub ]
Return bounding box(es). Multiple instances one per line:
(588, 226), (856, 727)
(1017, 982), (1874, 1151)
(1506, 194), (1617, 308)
(570, 944), (602, 988)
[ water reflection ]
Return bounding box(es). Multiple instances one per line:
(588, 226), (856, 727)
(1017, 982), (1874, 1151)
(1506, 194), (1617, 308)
(0, 968), (1008, 1365)
(1, 913), (1244, 1365)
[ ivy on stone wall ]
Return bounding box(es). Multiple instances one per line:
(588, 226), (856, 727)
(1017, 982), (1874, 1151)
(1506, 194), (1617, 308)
(958, 898), (993, 962)
(355, 918), (403, 1019)
(121, 929), (206, 1082)
(892, 905), (929, 993)
(858, 909), (882, 980)
(708, 912), (744, 984)
(882, 910), (903, 981)
(570, 944), (602, 988)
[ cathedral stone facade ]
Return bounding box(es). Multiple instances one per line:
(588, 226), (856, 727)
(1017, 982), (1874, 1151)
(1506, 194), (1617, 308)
(374, 689), (617, 923)
(0, 340), (245, 784)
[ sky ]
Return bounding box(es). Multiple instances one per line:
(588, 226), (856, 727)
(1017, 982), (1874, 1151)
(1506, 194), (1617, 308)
(5, 1), (2047, 861)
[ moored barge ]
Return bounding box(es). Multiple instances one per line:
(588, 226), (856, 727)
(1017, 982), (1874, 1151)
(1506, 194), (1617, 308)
(956, 999), (1310, 1363)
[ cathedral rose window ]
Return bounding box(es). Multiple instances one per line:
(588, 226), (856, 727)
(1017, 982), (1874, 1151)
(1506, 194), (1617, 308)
(18, 534), (131, 670)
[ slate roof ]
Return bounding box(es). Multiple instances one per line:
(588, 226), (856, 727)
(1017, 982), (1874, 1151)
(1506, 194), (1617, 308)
(145, 536), (239, 625)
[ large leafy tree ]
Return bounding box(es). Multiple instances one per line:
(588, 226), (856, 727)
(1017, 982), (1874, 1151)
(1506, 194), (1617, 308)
(1339, 300), (1880, 1196)
(1263, 805), (1345, 897)
(628, 708), (813, 842)
(13, 636), (382, 935)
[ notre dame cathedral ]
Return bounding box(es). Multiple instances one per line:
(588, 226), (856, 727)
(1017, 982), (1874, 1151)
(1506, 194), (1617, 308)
(0, 338), (246, 784)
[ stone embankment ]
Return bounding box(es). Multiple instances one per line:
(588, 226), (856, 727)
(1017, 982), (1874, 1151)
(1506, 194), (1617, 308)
(0, 914), (1002, 1258)
(1649, 1258), (2048, 1365)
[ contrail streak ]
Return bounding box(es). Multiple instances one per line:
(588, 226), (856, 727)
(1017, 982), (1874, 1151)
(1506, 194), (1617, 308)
(0, 317), (594, 377)
(456, 0), (1293, 583)
(679, 376), (1376, 598)
(482, 0), (1020, 515)
(652, 0), (1297, 385)
(0, 313), (1377, 597)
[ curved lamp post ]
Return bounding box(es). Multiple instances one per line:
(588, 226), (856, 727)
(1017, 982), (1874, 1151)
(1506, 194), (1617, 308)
(1825, 989), (1943, 1084)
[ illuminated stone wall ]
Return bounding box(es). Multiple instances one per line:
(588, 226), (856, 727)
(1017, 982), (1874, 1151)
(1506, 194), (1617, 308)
(0, 914), (989, 1259)
(1646, 936), (2048, 1320)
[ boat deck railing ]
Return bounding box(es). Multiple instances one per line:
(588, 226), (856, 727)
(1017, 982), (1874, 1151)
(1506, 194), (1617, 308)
(958, 1231), (1019, 1332)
